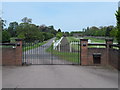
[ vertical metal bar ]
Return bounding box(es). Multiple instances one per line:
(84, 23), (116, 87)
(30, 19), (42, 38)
(28, 42), (30, 64)
(30, 42), (32, 64)
(37, 42), (38, 64)
(22, 41), (24, 63)
(24, 42), (26, 63)
(38, 42), (40, 64)
(78, 41), (79, 65)
(31, 42), (33, 64)
(51, 44), (53, 64)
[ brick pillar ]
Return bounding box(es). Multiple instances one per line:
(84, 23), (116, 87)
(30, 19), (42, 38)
(15, 39), (23, 66)
(105, 38), (113, 65)
(80, 39), (88, 65)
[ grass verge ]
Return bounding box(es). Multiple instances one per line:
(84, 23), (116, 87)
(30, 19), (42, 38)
(46, 44), (80, 63)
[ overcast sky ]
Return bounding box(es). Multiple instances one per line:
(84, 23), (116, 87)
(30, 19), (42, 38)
(2, 2), (118, 32)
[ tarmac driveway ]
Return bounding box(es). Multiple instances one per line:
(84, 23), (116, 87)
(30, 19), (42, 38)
(2, 65), (118, 88)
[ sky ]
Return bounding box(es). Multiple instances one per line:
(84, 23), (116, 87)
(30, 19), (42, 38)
(2, 2), (118, 32)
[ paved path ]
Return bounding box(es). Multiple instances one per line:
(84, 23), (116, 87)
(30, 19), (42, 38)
(2, 65), (118, 88)
(23, 38), (73, 64)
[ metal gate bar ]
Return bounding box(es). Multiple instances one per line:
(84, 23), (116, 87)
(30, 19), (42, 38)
(22, 41), (80, 65)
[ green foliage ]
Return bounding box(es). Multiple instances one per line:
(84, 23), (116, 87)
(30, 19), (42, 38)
(63, 32), (70, 36)
(10, 37), (18, 43)
(84, 26), (116, 37)
(21, 17), (32, 24)
(2, 30), (11, 42)
(0, 18), (6, 30)
(115, 9), (120, 44)
(16, 23), (44, 42)
(56, 32), (63, 39)
(110, 27), (118, 37)
(42, 32), (54, 41)
(105, 26), (113, 36)
(58, 29), (61, 32)
(8, 22), (18, 37)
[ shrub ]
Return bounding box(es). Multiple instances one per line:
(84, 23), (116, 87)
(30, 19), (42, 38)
(2, 30), (11, 42)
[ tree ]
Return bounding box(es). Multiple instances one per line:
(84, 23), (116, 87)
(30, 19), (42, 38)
(16, 23), (44, 42)
(8, 22), (18, 37)
(115, 9), (120, 44)
(64, 32), (69, 36)
(105, 26), (113, 37)
(21, 17), (32, 24)
(110, 27), (117, 37)
(0, 18), (6, 30)
(56, 32), (63, 39)
(58, 29), (61, 32)
(2, 30), (11, 42)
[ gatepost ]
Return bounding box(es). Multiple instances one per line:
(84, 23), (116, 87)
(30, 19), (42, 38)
(80, 39), (88, 65)
(15, 39), (23, 65)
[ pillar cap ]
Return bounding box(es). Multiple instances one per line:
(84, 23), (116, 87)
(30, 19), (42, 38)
(15, 39), (23, 41)
(80, 39), (88, 41)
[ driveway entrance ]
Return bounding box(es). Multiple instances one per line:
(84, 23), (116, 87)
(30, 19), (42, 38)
(2, 65), (118, 88)
(22, 38), (80, 65)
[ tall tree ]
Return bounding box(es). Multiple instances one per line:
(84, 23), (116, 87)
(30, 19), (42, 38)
(115, 8), (120, 44)
(8, 22), (18, 37)
(16, 23), (44, 42)
(21, 17), (32, 24)
(0, 18), (6, 30)
(58, 29), (61, 32)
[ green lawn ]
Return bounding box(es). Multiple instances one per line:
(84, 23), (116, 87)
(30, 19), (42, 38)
(66, 36), (118, 48)
(23, 41), (47, 52)
(83, 37), (105, 43)
(67, 36), (117, 43)
(46, 45), (80, 64)
(66, 37), (79, 42)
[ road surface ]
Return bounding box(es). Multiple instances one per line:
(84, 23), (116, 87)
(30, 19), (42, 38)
(2, 65), (118, 88)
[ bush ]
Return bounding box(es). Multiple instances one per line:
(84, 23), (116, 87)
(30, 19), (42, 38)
(56, 32), (63, 40)
(2, 30), (11, 42)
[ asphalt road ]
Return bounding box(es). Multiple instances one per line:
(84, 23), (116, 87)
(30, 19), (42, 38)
(23, 38), (73, 64)
(2, 65), (118, 88)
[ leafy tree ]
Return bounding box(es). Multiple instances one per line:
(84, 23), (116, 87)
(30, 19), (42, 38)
(115, 9), (120, 44)
(0, 18), (6, 30)
(58, 29), (61, 32)
(42, 32), (54, 41)
(56, 32), (63, 39)
(16, 23), (44, 42)
(110, 27), (117, 37)
(21, 17), (32, 24)
(64, 32), (69, 36)
(2, 30), (11, 42)
(105, 26), (113, 37)
(8, 22), (18, 37)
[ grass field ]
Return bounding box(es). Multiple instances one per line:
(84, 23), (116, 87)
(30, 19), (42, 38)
(46, 45), (80, 64)
(66, 37), (79, 42)
(66, 36), (118, 48)
(67, 36), (117, 43)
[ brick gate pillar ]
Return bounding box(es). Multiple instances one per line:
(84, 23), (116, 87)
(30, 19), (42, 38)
(105, 38), (113, 65)
(80, 39), (88, 65)
(15, 39), (23, 65)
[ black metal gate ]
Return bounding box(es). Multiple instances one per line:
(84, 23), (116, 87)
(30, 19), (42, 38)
(22, 39), (80, 65)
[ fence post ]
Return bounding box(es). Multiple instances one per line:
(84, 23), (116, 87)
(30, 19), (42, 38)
(80, 39), (88, 65)
(105, 38), (113, 65)
(15, 39), (23, 65)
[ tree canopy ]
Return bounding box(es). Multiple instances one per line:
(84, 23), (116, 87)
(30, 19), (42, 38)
(115, 9), (120, 44)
